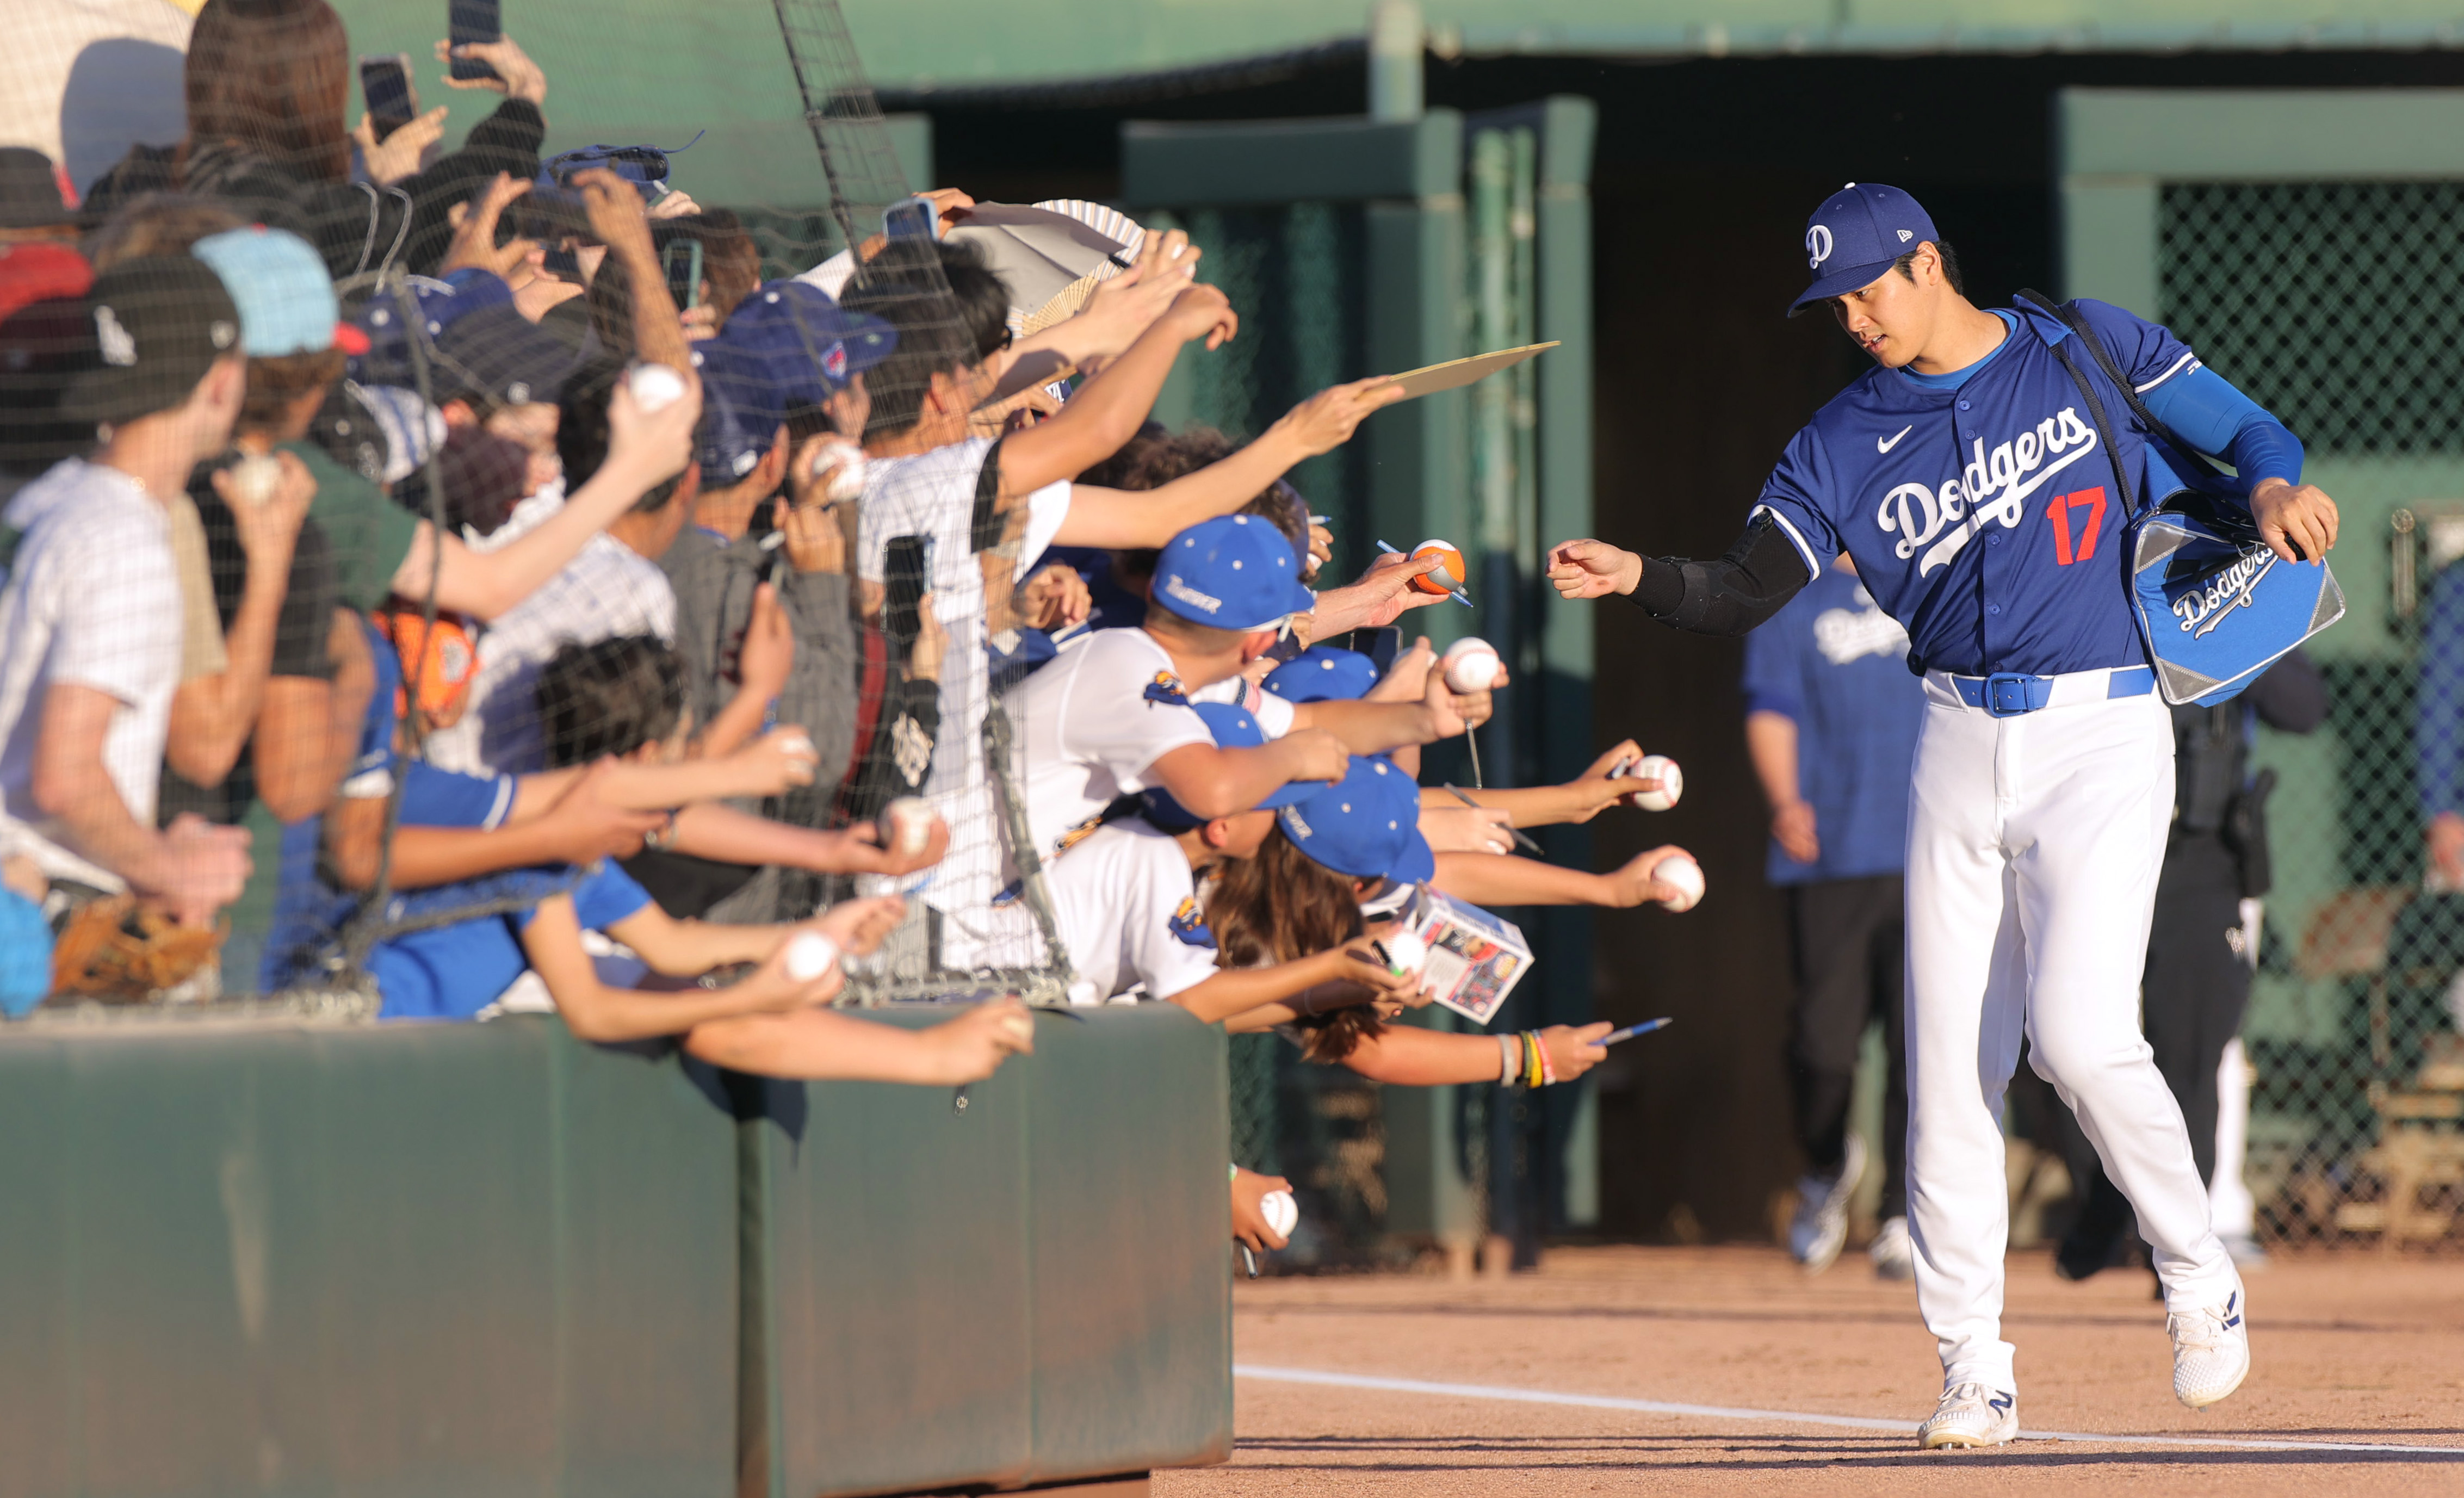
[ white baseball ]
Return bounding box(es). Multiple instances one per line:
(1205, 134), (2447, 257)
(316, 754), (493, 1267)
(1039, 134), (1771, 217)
(1379, 929), (1428, 976)
(1441, 637), (1501, 692)
(882, 796), (937, 856)
(1652, 853), (1705, 913)
(1629, 753), (1683, 812)
(783, 931), (841, 981)
(227, 453), (282, 508)
(809, 437), (867, 502)
(627, 361), (688, 414)
(1260, 1189), (1299, 1240)
(778, 731), (816, 760)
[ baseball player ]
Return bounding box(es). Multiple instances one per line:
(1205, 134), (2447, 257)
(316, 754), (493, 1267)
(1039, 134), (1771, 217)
(1546, 183), (2339, 1448)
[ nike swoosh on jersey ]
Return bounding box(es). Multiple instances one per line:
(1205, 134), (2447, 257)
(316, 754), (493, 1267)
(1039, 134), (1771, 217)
(1878, 425), (1915, 454)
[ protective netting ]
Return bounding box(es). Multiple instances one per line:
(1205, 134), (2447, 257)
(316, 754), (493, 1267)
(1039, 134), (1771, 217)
(2159, 180), (2464, 1248)
(0, 0), (1076, 1014)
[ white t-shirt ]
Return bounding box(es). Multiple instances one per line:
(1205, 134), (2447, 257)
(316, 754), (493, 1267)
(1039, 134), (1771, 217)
(423, 531), (678, 776)
(856, 435), (1070, 800)
(0, 459), (181, 889)
(1187, 672), (1296, 738)
(1046, 817), (1220, 1003)
(1007, 627), (1216, 863)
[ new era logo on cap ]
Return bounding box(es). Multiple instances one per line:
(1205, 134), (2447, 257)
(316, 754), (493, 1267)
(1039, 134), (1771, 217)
(94, 306), (134, 366)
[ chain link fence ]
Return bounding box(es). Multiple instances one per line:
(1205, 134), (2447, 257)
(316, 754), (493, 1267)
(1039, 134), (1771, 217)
(2161, 181), (2464, 1248)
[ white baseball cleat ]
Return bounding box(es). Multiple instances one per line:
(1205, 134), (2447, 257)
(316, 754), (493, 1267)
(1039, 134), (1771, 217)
(1787, 1132), (1865, 1273)
(1917, 1381), (2019, 1450)
(2169, 1286), (2250, 1409)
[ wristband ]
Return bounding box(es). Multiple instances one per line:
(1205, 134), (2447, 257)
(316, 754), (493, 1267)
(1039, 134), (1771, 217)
(1497, 1032), (1518, 1086)
(1521, 1031), (1543, 1091)
(1230, 1162), (1240, 1183)
(1537, 1031), (1559, 1087)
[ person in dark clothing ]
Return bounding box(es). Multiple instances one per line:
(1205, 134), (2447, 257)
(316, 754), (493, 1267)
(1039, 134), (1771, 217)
(81, 0), (549, 284)
(2054, 649), (2327, 1280)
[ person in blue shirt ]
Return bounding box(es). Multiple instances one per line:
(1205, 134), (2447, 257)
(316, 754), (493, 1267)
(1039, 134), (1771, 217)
(1547, 182), (2341, 1443)
(1743, 554), (1925, 1283)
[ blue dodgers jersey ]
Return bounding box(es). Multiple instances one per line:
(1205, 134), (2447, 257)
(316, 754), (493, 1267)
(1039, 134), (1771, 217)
(1742, 566), (1926, 884)
(1750, 299), (2226, 678)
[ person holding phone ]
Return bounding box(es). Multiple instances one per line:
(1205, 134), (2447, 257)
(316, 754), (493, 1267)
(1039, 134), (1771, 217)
(83, 0), (550, 281)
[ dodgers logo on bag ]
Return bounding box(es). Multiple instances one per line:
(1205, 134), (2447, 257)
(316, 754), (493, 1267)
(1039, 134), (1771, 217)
(2131, 510), (2344, 707)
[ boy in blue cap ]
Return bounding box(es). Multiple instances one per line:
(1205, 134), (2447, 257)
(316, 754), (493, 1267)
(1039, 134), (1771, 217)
(1011, 514), (1503, 870)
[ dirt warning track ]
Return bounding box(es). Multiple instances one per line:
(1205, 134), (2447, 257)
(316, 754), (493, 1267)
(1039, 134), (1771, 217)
(1159, 1244), (2464, 1496)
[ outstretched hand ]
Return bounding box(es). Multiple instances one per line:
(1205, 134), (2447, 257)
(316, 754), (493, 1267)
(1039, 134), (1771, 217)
(1546, 538), (1643, 599)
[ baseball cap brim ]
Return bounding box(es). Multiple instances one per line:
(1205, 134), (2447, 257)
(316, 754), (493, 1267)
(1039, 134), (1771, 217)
(1786, 258), (1897, 317)
(1389, 829), (1436, 885)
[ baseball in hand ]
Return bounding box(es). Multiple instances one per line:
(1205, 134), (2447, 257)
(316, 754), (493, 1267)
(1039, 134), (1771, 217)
(809, 437), (867, 502)
(1409, 538), (1466, 596)
(227, 453), (282, 507)
(1379, 929), (1428, 976)
(994, 1007), (1035, 1045)
(627, 362), (688, 413)
(1652, 853), (1705, 913)
(1441, 637), (1501, 692)
(783, 931), (841, 982)
(882, 796), (937, 856)
(778, 731), (816, 761)
(1625, 754), (1683, 812)
(1260, 1189), (1299, 1240)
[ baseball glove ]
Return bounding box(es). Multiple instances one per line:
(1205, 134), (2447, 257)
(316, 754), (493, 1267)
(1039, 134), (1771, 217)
(49, 895), (223, 1001)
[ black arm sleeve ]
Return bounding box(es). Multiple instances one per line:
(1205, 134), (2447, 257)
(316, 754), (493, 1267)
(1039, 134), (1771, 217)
(1625, 512), (1816, 636)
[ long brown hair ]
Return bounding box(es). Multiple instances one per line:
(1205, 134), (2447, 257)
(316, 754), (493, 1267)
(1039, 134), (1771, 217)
(182, 0), (353, 185)
(1206, 826), (1380, 1061)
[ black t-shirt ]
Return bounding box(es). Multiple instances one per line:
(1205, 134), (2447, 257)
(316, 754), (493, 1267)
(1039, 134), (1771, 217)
(156, 485), (343, 827)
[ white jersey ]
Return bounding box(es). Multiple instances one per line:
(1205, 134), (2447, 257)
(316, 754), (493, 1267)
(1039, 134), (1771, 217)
(1045, 817), (1219, 1003)
(1007, 627), (1215, 863)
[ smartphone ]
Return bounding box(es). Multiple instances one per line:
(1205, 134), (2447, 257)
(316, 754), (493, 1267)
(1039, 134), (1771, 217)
(883, 534), (933, 663)
(882, 194), (940, 244)
(357, 54), (417, 142)
(448, 0), (500, 81)
(660, 233), (704, 312)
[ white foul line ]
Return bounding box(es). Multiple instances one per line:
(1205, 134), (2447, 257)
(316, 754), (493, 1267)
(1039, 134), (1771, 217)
(1233, 1364), (2464, 1458)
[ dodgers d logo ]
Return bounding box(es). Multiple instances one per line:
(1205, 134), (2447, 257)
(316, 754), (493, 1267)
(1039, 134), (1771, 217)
(1806, 224), (1834, 270)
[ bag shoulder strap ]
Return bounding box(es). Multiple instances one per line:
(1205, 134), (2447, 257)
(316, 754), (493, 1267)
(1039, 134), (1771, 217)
(2014, 288), (2143, 519)
(2015, 290), (2227, 490)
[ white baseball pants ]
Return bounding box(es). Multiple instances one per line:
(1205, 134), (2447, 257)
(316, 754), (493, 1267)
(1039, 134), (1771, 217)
(1903, 677), (2238, 1390)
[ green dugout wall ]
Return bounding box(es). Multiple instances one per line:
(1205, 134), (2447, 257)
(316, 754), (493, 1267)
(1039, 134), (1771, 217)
(2060, 89), (2464, 1234)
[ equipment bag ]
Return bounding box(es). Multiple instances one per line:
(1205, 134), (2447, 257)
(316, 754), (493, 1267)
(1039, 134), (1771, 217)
(2017, 290), (2343, 707)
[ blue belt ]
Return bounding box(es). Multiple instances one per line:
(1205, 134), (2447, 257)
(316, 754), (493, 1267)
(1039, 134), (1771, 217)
(1947, 665), (2156, 718)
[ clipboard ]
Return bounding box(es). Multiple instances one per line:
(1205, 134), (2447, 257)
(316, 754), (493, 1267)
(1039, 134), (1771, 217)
(1374, 341), (1559, 400)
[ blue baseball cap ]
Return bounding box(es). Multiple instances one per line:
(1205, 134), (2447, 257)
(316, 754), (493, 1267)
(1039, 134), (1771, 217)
(716, 280), (896, 405)
(1140, 701), (1319, 829)
(190, 226), (368, 357)
(1787, 182), (1939, 317)
(689, 340), (785, 483)
(351, 269), (513, 386)
(1153, 514), (1316, 632)
(1264, 645), (1378, 704)
(1278, 755), (1435, 884)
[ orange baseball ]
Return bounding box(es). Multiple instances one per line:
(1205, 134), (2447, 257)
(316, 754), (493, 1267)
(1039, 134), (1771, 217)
(1409, 538), (1465, 596)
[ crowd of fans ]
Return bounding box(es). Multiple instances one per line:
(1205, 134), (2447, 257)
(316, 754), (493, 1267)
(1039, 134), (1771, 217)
(0, 0), (1700, 1253)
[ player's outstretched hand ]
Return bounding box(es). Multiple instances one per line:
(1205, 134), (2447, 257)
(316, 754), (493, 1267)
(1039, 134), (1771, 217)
(2250, 478), (2339, 566)
(918, 995), (1036, 1085)
(1231, 1166), (1295, 1252)
(1772, 800), (1819, 864)
(1541, 1022), (1617, 1083)
(1546, 538), (1643, 599)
